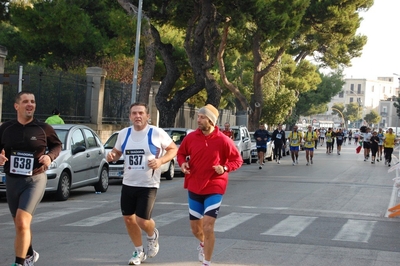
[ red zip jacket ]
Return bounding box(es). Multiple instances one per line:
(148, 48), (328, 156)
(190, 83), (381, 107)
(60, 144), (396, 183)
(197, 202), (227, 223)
(177, 126), (243, 195)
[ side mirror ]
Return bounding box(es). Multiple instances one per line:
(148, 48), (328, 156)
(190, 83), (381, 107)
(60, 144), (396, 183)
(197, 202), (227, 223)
(72, 145), (86, 155)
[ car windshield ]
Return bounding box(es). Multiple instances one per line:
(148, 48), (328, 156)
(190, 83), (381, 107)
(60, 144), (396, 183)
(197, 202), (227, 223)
(250, 133), (255, 143)
(164, 130), (187, 145)
(104, 133), (118, 149)
(54, 129), (68, 150)
(232, 128), (241, 141)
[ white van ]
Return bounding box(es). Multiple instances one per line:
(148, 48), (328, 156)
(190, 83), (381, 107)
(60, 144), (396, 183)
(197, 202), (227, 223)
(231, 125), (252, 164)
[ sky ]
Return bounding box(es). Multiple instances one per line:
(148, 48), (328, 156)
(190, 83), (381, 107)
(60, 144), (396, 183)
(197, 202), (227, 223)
(343, 0), (400, 80)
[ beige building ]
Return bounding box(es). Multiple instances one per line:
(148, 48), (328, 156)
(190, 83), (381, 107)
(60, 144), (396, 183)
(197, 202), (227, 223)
(309, 77), (399, 128)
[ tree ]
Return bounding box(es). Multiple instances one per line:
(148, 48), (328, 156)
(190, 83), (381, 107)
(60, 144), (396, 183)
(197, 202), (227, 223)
(364, 110), (381, 126)
(1, 0), (133, 70)
(343, 102), (361, 124)
(294, 70), (345, 120)
(393, 96), (400, 119)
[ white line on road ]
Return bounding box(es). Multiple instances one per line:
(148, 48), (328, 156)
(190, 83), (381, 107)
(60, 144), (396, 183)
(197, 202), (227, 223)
(153, 210), (188, 228)
(215, 212), (259, 232)
(64, 210), (121, 227)
(261, 215), (317, 237)
(332, 219), (376, 243)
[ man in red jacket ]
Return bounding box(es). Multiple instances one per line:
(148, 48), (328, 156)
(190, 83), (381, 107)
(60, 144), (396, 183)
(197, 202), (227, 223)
(177, 104), (243, 266)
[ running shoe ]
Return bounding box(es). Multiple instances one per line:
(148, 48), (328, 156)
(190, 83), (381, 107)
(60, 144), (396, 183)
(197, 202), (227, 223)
(197, 243), (204, 262)
(385, 160), (388, 165)
(371, 161), (374, 164)
(310, 159), (313, 164)
(147, 228), (159, 258)
(12, 264), (23, 266)
(259, 166), (262, 169)
(380, 156), (383, 161)
(306, 162), (309, 166)
(389, 163), (391, 167)
(377, 159), (379, 162)
(202, 263), (210, 266)
(24, 250), (39, 266)
(295, 160), (298, 165)
(277, 160), (280, 164)
(292, 162), (295, 166)
(128, 250), (147, 265)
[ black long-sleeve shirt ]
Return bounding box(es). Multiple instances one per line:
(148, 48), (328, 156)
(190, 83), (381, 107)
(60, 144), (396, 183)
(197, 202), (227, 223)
(272, 129), (286, 146)
(0, 118), (62, 176)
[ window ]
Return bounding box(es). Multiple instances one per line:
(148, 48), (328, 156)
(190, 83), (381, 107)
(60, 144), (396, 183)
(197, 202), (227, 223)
(338, 91), (344, 98)
(350, 84), (354, 92)
(357, 84), (361, 94)
(350, 97), (353, 103)
(71, 129), (85, 150)
(383, 107), (387, 113)
(83, 128), (97, 148)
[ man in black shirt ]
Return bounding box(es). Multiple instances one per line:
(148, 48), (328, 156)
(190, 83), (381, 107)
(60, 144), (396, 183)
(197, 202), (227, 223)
(271, 124), (286, 164)
(0, 91), (62, 266)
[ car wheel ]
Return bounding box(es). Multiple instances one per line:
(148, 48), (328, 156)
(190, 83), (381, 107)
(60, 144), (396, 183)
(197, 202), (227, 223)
(244, 153), (251, 165)
(164, 161), (174, 180)
(94, 166), (109, 192)
(56, 171), (71, 201)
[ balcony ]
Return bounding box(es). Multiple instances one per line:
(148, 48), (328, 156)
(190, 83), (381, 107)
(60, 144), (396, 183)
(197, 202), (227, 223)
(346, 90), (364, 95)
(380, 112), (388, 116)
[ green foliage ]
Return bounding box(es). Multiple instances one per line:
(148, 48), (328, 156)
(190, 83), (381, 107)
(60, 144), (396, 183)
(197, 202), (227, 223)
(393, 97), (400, 118)
(364, 110), (381, 125)
(0, 0), (136, 70)
(344, 102), (361, 122)
(294, 70), (343, 117)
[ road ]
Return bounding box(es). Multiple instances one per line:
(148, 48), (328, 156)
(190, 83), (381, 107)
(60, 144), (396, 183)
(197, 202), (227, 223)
(1, 142), (400, 266)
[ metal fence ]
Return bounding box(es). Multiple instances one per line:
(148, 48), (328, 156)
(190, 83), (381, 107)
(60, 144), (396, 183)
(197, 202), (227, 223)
(2, 63), (131, 124)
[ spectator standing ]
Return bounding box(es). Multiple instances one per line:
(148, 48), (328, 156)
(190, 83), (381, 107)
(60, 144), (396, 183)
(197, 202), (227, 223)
(177, 104), (243, 266)
(0, 91), (62, 266)
(271, 124), (285, 164)
(221, 122), (233, 139)
(254, 124), (270, 169)
(45, 108), (65, 125)
(106, 102), (178, 265)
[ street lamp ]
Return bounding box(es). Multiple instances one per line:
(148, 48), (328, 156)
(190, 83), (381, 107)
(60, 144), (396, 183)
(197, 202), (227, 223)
(331, 107), (345, 128)
(348, 90), (363, 128)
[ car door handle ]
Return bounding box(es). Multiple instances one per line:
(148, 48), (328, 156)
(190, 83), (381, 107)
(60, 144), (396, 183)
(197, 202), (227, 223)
(86, 154), (90, 158)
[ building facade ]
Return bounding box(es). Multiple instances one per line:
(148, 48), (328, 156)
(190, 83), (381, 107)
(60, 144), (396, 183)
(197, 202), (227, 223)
(308, 77), (398, 129)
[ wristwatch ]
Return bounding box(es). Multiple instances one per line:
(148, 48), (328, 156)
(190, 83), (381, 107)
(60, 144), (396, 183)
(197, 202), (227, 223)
(223, 166), (228, 172)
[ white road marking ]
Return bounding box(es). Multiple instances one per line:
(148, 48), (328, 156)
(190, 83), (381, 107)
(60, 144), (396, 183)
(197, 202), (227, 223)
(65, 210), (121, 227)
(215, 212), (259, 232)
(262, 215), (317, 237)
(332, 219), (376, 243)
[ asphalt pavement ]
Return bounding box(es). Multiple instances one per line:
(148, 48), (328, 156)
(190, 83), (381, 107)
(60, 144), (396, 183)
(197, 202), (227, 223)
(1, 140), (400, 266)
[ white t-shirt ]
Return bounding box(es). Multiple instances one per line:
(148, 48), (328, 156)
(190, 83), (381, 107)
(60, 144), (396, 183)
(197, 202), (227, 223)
(320, 129), (326, 138)
(362, 132), (371, 142)
(114, 125), (173, 188)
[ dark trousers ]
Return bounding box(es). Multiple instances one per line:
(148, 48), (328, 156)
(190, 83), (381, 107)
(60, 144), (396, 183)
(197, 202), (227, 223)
(384, 147), (393, 163)
(274, 143), (283, 160)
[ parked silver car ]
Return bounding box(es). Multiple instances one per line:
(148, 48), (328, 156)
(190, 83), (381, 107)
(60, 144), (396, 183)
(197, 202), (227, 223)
(162, 127), (195, 175)
(104, 131), (176, 180)
(0, 124), (109, 201)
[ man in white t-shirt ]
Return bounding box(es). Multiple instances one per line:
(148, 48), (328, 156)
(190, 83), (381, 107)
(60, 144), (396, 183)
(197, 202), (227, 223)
(107, 102), (178, 265)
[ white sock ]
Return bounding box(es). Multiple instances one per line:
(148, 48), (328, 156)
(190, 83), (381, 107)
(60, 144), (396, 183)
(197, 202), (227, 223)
(135, 245), (144, 253)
